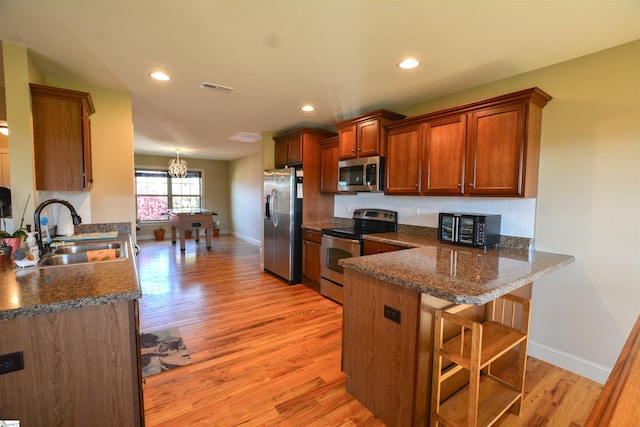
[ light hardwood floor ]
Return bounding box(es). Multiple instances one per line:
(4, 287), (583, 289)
(138, 236), (602, 426)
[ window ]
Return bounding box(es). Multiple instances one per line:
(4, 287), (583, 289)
(135, 169), (202, 221)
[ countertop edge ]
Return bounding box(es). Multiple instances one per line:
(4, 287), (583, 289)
(341, 249), (575, 305)
(0, 289), (142, 321)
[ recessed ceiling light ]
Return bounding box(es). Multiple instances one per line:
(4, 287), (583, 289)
(150, 71), (172, 81)
(301, 105), (315, 112)
(397, 58), (421, 70)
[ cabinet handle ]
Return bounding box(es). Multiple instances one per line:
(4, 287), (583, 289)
(415, 183), (419, 188)
(457, 183), (462, 187)
(469, 183), (475, 188)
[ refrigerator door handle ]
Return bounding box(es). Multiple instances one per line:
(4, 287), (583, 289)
(265, 194), (271, 220)
(270, 188), (278, 227)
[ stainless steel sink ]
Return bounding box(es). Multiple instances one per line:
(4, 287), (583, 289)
(38, 240), (128, 267)
(53, 242), (121, 254)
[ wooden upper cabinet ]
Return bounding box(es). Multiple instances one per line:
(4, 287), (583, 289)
(466, 103), (525, 196)
(336, 110), (405, 160)
(385, 123), (423, 195)
(274, 132), (303, 168)
(422, 114), (467, 195)
(30, 84), (95, 191)
(319, 136), (339, 193)
(338, 125), (357, 159)
(272, 128), (337, 223)
(385, 87), (551, 198)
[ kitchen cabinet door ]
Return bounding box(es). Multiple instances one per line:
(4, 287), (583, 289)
(337, 110), (405, 160)
(287, 133), (303, 165)
(338, 124), (357, 159)
(466, 103), (526, 196)
(385, 123), (422, 195)
(422, 114), (467, 195)
(274, 139), (288, 168)
(362, 240), (405, 255)
(274, 133), (303, 168)
(31, 84), (95, 191)
(302, 229), (322, 291)
(320, 136), (339, 193)
(357, 119), (381, 157)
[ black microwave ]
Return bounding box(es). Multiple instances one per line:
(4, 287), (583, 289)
(438, 213), (501, 249)
(337, 156), (384, 192)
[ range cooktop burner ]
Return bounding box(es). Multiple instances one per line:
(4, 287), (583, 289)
(321, 208), (398, 239)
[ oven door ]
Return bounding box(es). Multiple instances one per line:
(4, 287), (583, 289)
(320, 234), (361, 304)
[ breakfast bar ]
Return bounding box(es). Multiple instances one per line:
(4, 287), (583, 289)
(339, 239), (574, 427)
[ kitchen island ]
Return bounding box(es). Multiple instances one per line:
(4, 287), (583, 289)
(339, 236), (574, 427)
(0, 232), (144, 426)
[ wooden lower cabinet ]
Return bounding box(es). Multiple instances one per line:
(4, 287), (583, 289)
(362, 239), (406, 255)
(0, 300), (144, 426)
(302, 229), (322, 291)
(342, 270), (455, 427)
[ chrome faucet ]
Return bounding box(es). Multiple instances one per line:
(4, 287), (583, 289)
(34, 199), (82, 254)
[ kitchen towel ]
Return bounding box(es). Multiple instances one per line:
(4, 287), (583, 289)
(85, 249), (117, 262)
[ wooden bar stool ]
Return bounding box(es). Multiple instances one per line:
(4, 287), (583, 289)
(431, 293), (531, 426)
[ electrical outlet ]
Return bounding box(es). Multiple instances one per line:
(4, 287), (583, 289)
(383, 305), (401, 324)
(0, 351), (24, 375)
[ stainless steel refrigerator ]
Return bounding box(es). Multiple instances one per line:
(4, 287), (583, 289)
(263, 168), (302, 284)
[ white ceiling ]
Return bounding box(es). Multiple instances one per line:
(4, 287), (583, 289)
(1, 1), (639, 161)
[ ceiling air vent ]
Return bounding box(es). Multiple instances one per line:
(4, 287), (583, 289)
(228, 132), (262, 143)
(199, 82), (234, 93)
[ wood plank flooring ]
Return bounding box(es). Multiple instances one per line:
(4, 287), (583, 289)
(137, 236), (602, 426)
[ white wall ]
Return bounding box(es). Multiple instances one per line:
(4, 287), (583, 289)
(338, 41), (639, 383)
(229, 151), (262, 246)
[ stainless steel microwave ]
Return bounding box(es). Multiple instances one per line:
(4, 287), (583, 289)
(337, 156), (384, 192)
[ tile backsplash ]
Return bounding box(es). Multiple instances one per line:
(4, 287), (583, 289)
(333, 193), (536, 238)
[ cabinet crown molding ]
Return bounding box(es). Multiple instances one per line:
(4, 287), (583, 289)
(335, 109), (406, 127)
(29, 83), (95, 115)
(384, 87), (551, 129)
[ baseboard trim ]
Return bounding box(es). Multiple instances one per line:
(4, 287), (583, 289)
(230, 231), (260, 247)
(528, 340), (610, 384)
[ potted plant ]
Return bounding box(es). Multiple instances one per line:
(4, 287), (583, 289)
(0, 239), (12, 261)
(0, 195), (29, 259)
(154, 226), (166, 241)
(213, 221), (220, 237)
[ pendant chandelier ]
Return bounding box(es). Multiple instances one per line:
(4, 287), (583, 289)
(168, 150), (188, 178)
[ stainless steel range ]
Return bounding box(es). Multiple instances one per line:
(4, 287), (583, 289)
(320, 208), (398, 304)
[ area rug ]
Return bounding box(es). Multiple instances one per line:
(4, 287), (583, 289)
(140, 326), (192, 377)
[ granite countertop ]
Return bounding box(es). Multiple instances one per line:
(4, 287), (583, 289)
(0, 232), (141, 321)
(340, 239), (574, 305)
